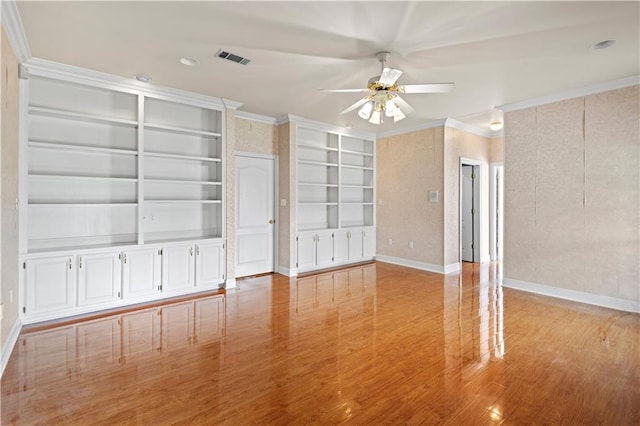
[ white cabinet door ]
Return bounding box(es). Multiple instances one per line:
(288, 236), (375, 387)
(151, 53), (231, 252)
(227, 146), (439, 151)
(315, 230), (334, 268)
(195, 241), (225, 287)
(363, 227), (376, 260)
(333, 230), (349, 264)
(77, 252), (122, 307)
(25, 256), (76, 316)
(122, 248), (161, 298)
(348, 229), (364, 261)
(161, 244), (195, 292)
(297, 233), (317, 272)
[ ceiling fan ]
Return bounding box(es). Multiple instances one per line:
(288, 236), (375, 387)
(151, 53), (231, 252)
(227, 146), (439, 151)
(322, 51), (455, 124)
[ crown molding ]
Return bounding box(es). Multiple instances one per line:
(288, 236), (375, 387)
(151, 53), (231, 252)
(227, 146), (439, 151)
(1, 0), (31, 63)
(445, 118), (496, 138)
(235, 110), (278, 125)
(376, 118), (447, 139)
(500, 75), (640, 113)
(22, 58), (243, 111)
(278, 114), (377, 140)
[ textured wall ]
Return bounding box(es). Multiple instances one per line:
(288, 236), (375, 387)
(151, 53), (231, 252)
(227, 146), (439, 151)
(443, 128), (491, 265)
(504, 85), (639, 302)
(376, 127), (445, 266)
(277, 122), (295, 270)
(234, 118), (278, 155)
(1, 26), (21, 350)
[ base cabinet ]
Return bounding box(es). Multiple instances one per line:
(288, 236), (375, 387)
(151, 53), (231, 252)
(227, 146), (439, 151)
(25, 256), (76, 316)
(21, 239), (225, 323)
(296, 227), (376, 273)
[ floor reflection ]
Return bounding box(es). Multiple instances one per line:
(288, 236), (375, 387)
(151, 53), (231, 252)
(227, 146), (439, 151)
(2, 261), (638, 424)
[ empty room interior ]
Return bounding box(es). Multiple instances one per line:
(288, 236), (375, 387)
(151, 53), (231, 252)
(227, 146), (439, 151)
(0, 1), (638, 424)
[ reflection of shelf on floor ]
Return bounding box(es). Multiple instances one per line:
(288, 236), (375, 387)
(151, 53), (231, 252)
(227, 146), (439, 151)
(144, 151), (222, 163)
(29, 105), (138, 127)
(29, 140), (138, 156)
(29, 202), (138, 207)
(144, 178), (222, 186)
(29, 173), (138, 182)
(144, 200), (222, 204)
(144, 122), (222, 138)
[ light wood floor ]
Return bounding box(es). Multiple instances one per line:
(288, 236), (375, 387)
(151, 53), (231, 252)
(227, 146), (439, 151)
(2, 262), (639, 424)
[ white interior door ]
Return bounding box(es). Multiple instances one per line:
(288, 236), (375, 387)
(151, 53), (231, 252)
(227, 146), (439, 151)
(236, 155), (275, 277)
(461, 165), (479, 262)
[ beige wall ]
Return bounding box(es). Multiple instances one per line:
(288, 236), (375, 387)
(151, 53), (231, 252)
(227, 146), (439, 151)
(376, 127), (445, 266)
(1, 25), (21, 350)
(504, 85), (639, 302)
(489, 137), (504, 163)
(234, 117), (278, 155)
(443, 128), (491, 265)
(277, 122), (296, 270)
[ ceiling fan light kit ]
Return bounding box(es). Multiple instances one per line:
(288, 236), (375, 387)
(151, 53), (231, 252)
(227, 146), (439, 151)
(324, 51), (455, 125)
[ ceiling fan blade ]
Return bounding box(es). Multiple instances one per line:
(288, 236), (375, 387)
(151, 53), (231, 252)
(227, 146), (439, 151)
(320, 88), (370, 93)
(392, 95), (415, 114)
(340, 97), (370, 115)
(379, 68), (403, 86)
(401, 83), (455, 93)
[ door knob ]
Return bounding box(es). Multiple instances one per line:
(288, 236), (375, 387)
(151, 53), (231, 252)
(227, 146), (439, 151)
(269, 219), (275, 224)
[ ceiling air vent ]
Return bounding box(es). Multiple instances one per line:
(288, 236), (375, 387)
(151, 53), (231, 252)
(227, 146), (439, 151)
(216, 49), (251, 65)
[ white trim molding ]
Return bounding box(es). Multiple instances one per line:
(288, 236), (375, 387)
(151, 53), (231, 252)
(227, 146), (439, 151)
(224, 278), (237, 290)
(277, 265), (297, 277)
(235, 110), (278, 124)
(500, 75), (640, 113)
(376, 255), (458, 275)
(445, 118), (495, 138)
(1, 0), (31, 63)
(377, 118), (446, 139)
(278, 114), (376, 140)
(1, 317), (22, 378)
(503, 278), (640, 313)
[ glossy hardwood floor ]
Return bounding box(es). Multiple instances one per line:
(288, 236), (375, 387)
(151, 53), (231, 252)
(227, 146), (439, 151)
(2, 262), (639, 425)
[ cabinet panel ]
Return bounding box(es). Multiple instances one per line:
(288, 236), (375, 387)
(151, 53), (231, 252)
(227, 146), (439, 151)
(348, 229), (364, 261)
(333, 230), (349, 264)
(122, 248), (161, 298)
(297, 233), (317, 271)
(363, 227), (377, 260)
(315, 231), (334, 268)
(161, 244), (195, 292)
(25, 256), (76, 315)
(77, 252), (121, 307)
(195, 241), (224, 286)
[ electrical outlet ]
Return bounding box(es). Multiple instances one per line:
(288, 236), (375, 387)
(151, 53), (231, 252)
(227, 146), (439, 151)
(409, 241), (414, 249)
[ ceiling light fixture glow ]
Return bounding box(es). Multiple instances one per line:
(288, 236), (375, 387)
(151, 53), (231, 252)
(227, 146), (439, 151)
(369, 109), (382, 125)
(591, 39), (616, 50)
(489, 121), (503, 131)
(489, 108), (504, 131)
(134, 74), (152, 83)
(358, 101), (374, 119)
(179, 57), (200, 67)
(393, 109), (406, 122)
(384, 99), (398, 117)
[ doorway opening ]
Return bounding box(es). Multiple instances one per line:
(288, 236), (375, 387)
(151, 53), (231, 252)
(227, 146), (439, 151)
(460, 161), (480, 263)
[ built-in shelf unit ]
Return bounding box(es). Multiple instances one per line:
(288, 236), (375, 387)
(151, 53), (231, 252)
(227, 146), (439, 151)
(19, 60), (237, 324)
(294, 120), (376, 273)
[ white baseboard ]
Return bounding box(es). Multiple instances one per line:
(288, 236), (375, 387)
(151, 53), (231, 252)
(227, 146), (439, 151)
(376, 255), (453, 275)
(444, 262), (461, 274)
(224, 278), (237, 290)
(503, 278), (640, 313)
(277, 265), (298, 277)
(1, 317), (22, 378)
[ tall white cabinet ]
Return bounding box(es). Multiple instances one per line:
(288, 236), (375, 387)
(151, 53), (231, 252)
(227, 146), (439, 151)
(19, 61), (237, 324)
(294, 121), (376, 273)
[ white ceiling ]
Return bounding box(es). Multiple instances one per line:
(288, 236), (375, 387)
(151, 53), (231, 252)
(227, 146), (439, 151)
(15, 1), (640, 135)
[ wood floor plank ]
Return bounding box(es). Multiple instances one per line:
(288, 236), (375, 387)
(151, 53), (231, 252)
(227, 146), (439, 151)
(2, 261), (639, 424)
